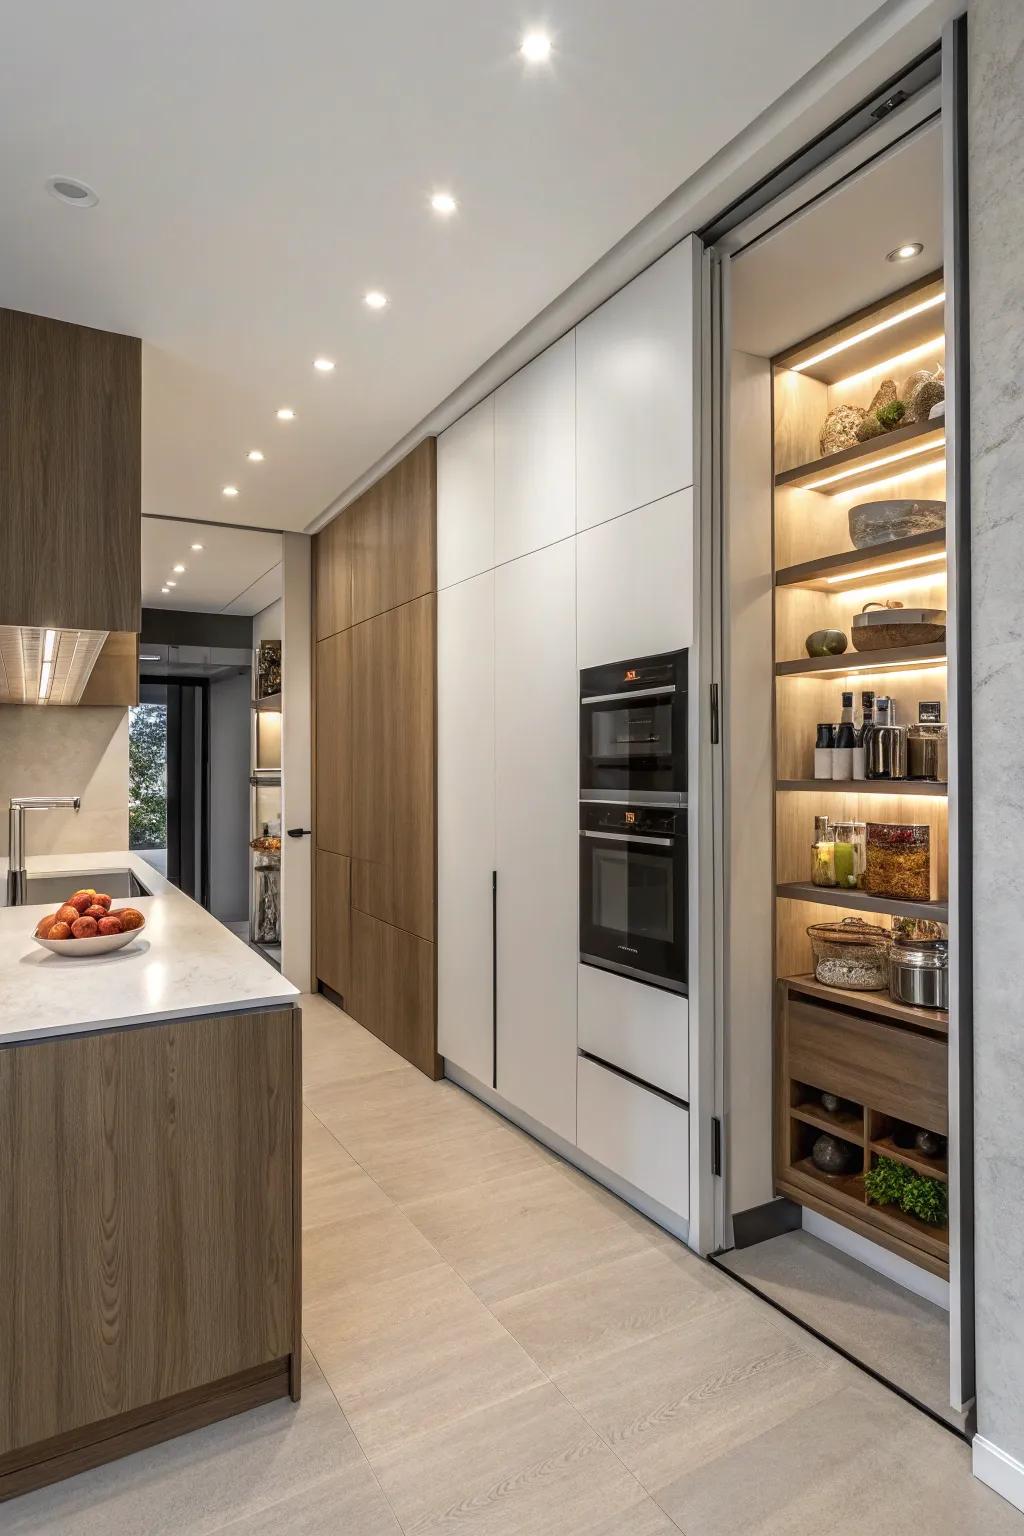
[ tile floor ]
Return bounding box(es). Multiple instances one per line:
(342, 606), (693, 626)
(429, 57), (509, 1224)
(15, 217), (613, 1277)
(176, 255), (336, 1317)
(8, 992), (1022, 1534)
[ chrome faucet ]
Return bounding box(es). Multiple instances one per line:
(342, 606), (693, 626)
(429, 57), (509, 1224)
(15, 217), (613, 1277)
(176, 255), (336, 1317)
(7, 796), (81, 906)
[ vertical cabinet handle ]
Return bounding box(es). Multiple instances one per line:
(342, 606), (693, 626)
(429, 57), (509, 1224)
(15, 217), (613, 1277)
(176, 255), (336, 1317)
(491, 871), (498, 1091)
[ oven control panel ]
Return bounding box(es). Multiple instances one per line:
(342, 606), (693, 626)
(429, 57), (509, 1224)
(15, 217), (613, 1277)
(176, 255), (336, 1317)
(580, 804), (679, 837)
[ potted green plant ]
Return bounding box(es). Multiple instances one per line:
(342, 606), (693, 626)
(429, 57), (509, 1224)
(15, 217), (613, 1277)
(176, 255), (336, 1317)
(864, 1155), (947, 1226)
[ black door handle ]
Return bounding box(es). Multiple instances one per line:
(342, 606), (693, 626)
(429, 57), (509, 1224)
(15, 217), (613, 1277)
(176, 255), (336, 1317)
(287, 827), (312, 838)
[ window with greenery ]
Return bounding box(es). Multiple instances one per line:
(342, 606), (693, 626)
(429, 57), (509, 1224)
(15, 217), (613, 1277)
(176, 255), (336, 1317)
(129, 703), (167, 849)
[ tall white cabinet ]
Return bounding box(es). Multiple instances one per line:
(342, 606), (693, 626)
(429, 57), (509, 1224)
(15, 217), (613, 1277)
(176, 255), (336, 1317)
(437, 236), (705, 1237)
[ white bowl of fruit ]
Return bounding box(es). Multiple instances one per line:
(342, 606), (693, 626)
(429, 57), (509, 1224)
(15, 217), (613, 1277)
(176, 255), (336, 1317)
(32, 889), (147, 957)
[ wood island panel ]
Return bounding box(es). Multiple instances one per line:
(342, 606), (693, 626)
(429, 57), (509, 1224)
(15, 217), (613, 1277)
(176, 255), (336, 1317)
(0, 1006), (300, 1496)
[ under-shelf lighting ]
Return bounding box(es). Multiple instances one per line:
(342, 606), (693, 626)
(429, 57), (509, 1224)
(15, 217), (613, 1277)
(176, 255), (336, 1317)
(791, 293), (945, 374)
(793, 658), (947, 678)
(826, 552), (947, 584)
(828, 456), (947, 502)
(832, 336), (946, 391)
(802, 438), (945, 492)
(38, 660), (54, 700)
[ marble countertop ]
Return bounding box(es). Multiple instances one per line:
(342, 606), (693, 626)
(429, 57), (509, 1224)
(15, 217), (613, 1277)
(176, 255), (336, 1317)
(0, 851), (298, 1046)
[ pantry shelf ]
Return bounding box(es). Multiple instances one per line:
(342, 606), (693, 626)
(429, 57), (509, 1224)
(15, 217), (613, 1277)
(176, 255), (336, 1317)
(776, 780), (947, 796)
(774, 420), (945, 495)
(777, 882), (948, 924)
(775, 531), (947, 591)
(785, 974), (948, 1035)
(776, 642), (945, 678)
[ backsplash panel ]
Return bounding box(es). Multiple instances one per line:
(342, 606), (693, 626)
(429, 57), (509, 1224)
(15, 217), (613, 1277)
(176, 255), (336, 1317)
(0, 707), (129, 858)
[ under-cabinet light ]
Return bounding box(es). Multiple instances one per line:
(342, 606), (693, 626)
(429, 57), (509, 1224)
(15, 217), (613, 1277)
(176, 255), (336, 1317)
(802, 438), (945, 492)
(38, 660), (53, 700)
(791, 293), (945, 374)
(794, 658), (947, 678)
(831, 336), (945, 391)
(42, 628), (57, 662)
(826, 552), (946, 584)
(828, 457), (948, 502)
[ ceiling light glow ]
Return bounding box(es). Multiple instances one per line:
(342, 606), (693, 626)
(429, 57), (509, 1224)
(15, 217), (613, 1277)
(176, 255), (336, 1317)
(191, 542), (203, 551)
(43, 628), (57, 663)
(161, 586), (170, 594)
(887, 242), (924, 262)
(364, 290), (388, 310)
(521, 30), (552, 61)
(222, 485), (238, 497)
(165, 580), (176, 587)
(173, 564), (185, 573)
(313, 357), (335, 372)
(791, 293), (945, 373)
(276, 408), (295, 421)
(430, 191), (458, 216)
(247, 449), (265, 461)
(38, 661), (53, 700)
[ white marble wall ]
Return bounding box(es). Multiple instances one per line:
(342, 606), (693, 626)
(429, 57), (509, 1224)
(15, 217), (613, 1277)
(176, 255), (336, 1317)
(970, 0), (1024, 1473)
(0, 707), (129, 856)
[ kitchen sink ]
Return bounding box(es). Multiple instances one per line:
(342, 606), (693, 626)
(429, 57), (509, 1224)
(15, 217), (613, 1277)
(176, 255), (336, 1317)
(23, 869), (150, 904)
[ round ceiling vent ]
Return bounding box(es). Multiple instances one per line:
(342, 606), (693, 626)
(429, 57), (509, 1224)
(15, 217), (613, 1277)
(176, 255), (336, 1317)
(45, 176), (99, 208)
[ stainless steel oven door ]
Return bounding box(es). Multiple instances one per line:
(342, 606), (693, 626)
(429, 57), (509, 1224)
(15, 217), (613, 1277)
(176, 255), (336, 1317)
(579, 803), (687, 994)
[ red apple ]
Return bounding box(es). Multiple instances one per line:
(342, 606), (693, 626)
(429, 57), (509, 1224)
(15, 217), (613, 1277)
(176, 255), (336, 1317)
(70, 916), (98, 939)
(97, 915), (124, 936)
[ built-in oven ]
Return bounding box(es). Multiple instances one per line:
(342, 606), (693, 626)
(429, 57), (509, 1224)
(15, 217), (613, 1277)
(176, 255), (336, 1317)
(579, 801), (687, 994)
(579, 649), (687, 804)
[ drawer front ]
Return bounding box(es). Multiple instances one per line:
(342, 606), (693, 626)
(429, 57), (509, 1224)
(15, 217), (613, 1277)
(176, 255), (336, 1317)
(787, 996), (947, 1133)
(577, 1055), (689, 1217)
(578, 963), (688, 1100)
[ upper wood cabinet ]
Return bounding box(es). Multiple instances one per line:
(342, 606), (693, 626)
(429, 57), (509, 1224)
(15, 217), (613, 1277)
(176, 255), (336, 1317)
(351, 439), (435, 625)
(437, 396), (495, 591)
(575, 240), (695, 532)
(0, 308), (141, 631)
(315, 629), (353, 856)
(494, 333), (575, 565)
(314, 512), (352, 640)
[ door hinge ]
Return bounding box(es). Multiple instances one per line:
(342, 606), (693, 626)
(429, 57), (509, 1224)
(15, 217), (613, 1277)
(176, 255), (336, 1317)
(710, 683), (720, 746)
(711, 1115), (723, 1177)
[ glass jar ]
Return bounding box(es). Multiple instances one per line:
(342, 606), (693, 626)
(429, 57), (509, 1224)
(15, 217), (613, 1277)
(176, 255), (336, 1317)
(832, 821), (859, 889)
(807, 917), (891, 990)
(864, 822), (931, 902)
(811, 816), (836, 887)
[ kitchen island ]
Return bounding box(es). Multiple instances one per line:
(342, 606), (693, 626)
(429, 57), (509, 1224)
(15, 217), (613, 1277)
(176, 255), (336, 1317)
(0, 853), (301, 1502)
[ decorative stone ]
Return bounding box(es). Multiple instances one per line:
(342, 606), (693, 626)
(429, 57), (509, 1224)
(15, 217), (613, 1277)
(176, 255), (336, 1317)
(820, 404), (867, 456)
(915, 1128), (946, 1159)
(867, 378), (898, 414)
(900, 368), (933, 403)
(848, 498), (946, 547)
(856, 415), (887, 442)
(811, 1133), (857, 1175)
(805, 629), (848, 658)
(907, 377), (945, 422)
(821, 1092), (840, 1113)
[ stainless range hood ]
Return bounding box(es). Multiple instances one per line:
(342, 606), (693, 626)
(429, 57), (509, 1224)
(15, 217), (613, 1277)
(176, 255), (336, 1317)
(0, 625), (110, 705)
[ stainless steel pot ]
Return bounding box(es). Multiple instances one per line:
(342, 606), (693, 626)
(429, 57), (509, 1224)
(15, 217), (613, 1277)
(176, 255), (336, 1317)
(889, 938), (948, 1009)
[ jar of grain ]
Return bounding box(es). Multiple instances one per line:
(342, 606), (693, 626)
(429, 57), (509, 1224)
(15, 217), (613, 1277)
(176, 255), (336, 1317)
(864, 822), (931, 902)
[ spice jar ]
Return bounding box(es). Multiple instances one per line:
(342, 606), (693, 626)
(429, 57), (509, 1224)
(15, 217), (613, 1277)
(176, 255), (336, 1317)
(864, 822), (931, 902)
(832, 821), (860, 889)
(806, 917), (891, 990)
(811, 815), (836, 887)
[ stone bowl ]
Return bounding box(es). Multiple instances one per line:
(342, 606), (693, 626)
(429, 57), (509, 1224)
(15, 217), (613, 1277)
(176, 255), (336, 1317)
(848, 500), (946, 549)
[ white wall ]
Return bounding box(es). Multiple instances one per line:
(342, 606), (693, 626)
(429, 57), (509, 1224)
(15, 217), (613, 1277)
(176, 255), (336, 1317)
(208, 669), (251, 922)
(969, 0), (1024, 1508)
(0, 707), (128, 857)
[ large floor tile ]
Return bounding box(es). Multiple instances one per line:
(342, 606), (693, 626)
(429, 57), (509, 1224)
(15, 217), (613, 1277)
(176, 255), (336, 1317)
(493, 1243), (732, 1377)
(404, 1163), (661, 1307)
(301, 994), (409, 1085)
(302, 1108), (393, 1229)
(371, 1382), (651, 1536)
(557, 1297), (846, 1493)
(304, 1262), (546, 1458)
(5, 1354), (370, 1536)
(303, 1204), (440, 1303)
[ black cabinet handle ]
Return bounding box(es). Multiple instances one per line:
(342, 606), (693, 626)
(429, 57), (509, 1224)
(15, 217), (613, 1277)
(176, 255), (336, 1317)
(287, 827), (312, 838)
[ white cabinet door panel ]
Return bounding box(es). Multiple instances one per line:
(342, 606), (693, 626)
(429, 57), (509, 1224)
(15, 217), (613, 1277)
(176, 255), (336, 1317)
(437, 396), (495, 589)
(578, 963), (689, 1101)
(576, 240), (695, 532)
(437, 572), (495, 1084)
(494, 333), (575, 565)
(577, 1055), (689, 1218)
(576, 489), (693, 670)
(494, 540), (578, 1143)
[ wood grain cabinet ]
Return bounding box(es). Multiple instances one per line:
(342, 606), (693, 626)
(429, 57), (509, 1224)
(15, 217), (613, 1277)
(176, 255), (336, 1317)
(351, 439), (435, 625)
(0, 307), (141, 632)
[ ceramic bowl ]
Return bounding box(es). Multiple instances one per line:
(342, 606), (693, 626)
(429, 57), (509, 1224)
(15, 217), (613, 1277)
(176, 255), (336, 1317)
(33, 920), (146, 958)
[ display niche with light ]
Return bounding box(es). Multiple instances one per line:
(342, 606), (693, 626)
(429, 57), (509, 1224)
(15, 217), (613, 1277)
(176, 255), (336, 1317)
(771, 269), (955, 1277)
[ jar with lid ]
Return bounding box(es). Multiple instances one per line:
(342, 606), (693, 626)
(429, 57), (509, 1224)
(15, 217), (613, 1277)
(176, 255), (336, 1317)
(806, 917), (891, 990)
(831, 820), (862, 889)
(864, 822), (931, 902)
(811, 815), (836, 887)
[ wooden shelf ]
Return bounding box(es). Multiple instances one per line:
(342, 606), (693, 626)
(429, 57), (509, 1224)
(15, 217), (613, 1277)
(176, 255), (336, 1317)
(785, 974), (948, 1035)
(776, 642), (945, 678)
(870, 1136), (948, 1182)
(777, 882), (948, 923)
(774, 272), (945, 385)
(776, 779), (947, 796)
(252, 692), (282, 712)
(775, 530), (946, 591)
(774, 420), (945, 495)
(250, 771), (281, 788)
(791, 1104), (864, 1144)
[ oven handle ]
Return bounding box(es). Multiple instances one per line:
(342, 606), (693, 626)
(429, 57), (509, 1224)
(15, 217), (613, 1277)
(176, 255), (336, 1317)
(581, 684), (675, 705)
(580, 830), (674, 846)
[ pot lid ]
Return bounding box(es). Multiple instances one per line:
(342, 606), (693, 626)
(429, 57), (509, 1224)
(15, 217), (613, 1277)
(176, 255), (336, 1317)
(806, 917), (891, 946)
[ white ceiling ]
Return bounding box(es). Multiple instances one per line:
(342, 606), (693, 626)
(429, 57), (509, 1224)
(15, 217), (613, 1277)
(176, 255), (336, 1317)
(730, 121), (943, 358)
(1, 1), (889, 533)
(142, 519), (281, 614)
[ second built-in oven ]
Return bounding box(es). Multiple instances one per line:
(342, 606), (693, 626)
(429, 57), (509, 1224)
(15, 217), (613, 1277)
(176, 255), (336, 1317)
(580, 649), (687, 804)
(579, 801), (687, 994)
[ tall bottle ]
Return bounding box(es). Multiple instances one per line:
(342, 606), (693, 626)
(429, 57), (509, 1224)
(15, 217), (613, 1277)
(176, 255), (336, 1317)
(831, 691), (856, 781)
(852, 690), (875, 780)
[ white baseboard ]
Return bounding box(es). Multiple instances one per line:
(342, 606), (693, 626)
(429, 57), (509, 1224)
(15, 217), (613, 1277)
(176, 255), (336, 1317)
(974, 1436), (1024, 1514)
(444, 1061), (692, 1248)
(802, 1207), (950, 1311)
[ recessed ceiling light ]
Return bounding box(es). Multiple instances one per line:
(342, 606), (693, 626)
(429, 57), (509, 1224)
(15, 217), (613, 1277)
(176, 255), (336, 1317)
(165, 580), (177, 588)
(173, 564), (185, 573)
(222, 485), (238, 497)
(247, 449), (265, 462)
(161, 587), (170, 595)
(276, 407), (295, 421)
(45, 175), (99, 208)
(313, 357), (336, 372)
(520, 30), (552, 62)
(364, 290), (389, 310)
(430, 191), (458, 216)
(191, 542), (203, 551)
(887, 242), (924, 262)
